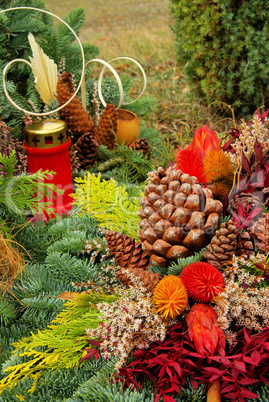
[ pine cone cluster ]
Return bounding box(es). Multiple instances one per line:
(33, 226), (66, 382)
(203, 220), (238, 267)
(57, 72), (94, 136)
(128, 138), (151, 159)
(138, 167), (223, 267)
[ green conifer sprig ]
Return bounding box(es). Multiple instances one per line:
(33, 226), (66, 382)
(167, 248), (207, 276)
(0, 152), (62, 217)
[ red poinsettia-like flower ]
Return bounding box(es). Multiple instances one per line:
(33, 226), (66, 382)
(192, 125), (221, 160)
(175, 144), (206, 183)
(180, 261), (224, 303)
(186, 303), (226, 356)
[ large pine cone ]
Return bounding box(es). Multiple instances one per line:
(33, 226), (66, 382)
(95, 104), (117, 150)
(71, 130), (98, 169)
(116, 267), (161, 292)
(128, 138), (151, 159)
(203, 220), (238, 267)
(138, 167), (223, 267)
(57, 72), (94, 136)
(105, 231), (150, 270)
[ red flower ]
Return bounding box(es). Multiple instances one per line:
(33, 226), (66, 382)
(175, 144), (206, 183)
(186, 303), (226, 356)
(180, 261), (224, 303)
(192, 125), (220, 160)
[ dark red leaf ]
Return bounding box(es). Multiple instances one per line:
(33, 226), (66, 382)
(243, 356), (254, 364)
(86, 339), (102, 347)
(247, 207), (262, 220)
(221, 384), (236, 393)
(234, 361), (246, 373)
(239, 378), (259, 385)
(241, 151), (251, 175)
(80, 348), (99, 362)
(166, 366), (173, 378)
(163, 395), (176, 402)
(254, 141), (263, 162)
(251, 350), (261, 365)
(190, 378), (198, 391)
(240, 388), (259, 399)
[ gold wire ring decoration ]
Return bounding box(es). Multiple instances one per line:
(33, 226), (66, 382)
(98, 57), (147, 109)
(81, 59), (124, 110)
(1, 6), (85, 117)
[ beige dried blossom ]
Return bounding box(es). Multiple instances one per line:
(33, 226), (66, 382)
(213, 254), (269, 335)
(86, 270), (169, 370)
(230, 114), (269, 177)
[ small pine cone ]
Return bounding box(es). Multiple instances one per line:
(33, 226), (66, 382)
(237, 230), (255, 256)
(203, 220), (238, 267)
(57, 72), (94, 136)
(105, 231), (150, 270)
(71, 129), (98, 168)
(95, 104), (117, 150)
(229, 192), (263, 224)
(115, 267), (161, 292)
(248, 213), (269, 254)
(128, 138), (151, 159)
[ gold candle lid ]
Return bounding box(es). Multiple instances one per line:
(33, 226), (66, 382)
(24, 119), (68, 149)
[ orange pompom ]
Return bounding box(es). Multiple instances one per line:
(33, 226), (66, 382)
(152, 275), (188, 320)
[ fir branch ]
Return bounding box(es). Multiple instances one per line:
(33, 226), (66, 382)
(167, 248), (207, 276)
(0, 152), (62, 216)
(97, 157), (124, 173)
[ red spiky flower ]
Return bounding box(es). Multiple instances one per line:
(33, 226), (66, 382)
(180, 262), (224, 303)
(175, 144), (206, 183)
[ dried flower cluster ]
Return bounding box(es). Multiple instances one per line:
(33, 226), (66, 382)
(230, 114), (269, 169)
(213, 254), (269, 332)
(86, 271), (168, 370)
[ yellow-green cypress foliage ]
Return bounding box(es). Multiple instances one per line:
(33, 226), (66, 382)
(72, 173), (142, 239)
(0, 291), (119, 394)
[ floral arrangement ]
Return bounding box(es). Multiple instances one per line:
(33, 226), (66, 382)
(79, 111), (269, 401)
(1, 111), (269, 401)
